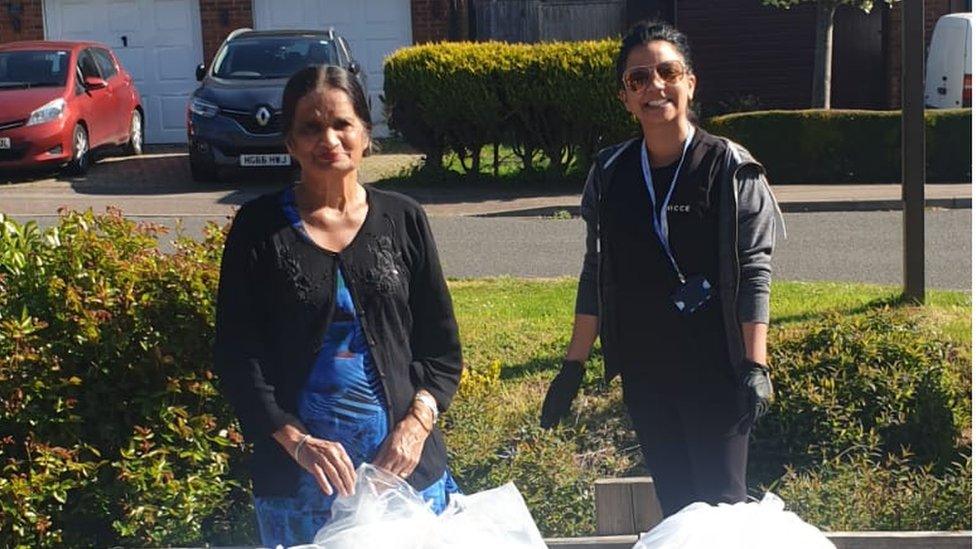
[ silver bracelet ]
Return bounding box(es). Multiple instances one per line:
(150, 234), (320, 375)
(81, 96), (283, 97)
(293, 433), (311, 463)
(414, 393), (439, 423)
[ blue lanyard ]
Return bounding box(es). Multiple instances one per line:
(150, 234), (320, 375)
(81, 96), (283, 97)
(640, 127), (695, 284)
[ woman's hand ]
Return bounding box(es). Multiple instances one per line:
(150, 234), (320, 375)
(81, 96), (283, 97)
(275, 424), (356, 497)
(298, 437), (357, 497)
(372, 404), (432, 479)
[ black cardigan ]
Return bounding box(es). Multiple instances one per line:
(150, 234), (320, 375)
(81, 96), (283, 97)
(213, 185), (462, 496)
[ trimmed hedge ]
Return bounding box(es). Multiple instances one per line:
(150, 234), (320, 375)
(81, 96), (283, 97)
(706, 109), (972, 183)
(384, 41), (971, 183)
(384, 40), (634, 176)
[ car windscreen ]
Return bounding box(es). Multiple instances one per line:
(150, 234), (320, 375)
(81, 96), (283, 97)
(0, 50), (71, 88)
(212, 37), (340, 80)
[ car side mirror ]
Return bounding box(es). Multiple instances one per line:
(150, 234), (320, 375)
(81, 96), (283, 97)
(84, 76), (108, 90)
(196, 63), (206, 81)
(348, 61), (360, 75)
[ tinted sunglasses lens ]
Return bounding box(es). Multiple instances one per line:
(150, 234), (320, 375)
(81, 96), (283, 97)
(624, 67), (652, 92)
(658, 61), (685, 83)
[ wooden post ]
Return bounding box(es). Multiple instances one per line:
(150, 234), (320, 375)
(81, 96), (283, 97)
(902, 0), (926, 303)
(594, 477), (663, 536)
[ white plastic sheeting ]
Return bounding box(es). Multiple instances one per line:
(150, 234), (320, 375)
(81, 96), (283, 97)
(291, 464), (548, 549)
(633, 493), (835, 549)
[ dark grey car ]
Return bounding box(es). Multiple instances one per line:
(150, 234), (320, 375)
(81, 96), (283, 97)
(187, 28), (365, 182)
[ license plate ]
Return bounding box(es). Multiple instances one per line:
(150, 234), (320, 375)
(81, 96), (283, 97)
(0, 138), (10, 149)
(239, 154), (291, 167)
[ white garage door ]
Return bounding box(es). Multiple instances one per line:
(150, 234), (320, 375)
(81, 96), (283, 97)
(253, 0), (412, 136)
(43, 0), (204, 143)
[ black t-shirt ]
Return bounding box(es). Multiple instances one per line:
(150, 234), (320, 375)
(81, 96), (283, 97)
(603, 132), (732, 389)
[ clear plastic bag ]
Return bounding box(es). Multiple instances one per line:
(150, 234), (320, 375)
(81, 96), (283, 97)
(632, 493), (835, 549)
(291, 464), (547, 549)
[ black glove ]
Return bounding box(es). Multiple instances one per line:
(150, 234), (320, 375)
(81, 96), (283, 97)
(540, 359), (585, 429)
(741, 360), (773, 429)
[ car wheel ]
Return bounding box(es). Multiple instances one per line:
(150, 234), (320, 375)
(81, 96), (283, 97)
(124, 110), (144, 156)
(65, 124), (91, 175)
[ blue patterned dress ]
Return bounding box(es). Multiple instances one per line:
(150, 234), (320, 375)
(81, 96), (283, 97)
(252, 188), (459, 548)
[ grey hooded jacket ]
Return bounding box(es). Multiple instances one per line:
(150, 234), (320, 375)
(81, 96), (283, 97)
(575, 128), (781, 381)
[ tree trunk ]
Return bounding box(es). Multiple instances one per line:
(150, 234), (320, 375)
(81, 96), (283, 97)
(493, 142), (500, 177)
(812, 1), (837, 109)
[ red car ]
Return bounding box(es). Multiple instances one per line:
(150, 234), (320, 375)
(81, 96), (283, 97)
(0, 41), (143, 175)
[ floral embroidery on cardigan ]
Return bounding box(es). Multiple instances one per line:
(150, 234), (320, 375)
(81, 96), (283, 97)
(365, 234), (404, 296)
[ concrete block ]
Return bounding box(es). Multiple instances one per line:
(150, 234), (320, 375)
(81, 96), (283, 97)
(825, 531), (972, 549)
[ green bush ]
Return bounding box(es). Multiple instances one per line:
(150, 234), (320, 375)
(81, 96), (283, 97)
(0, 214), (970, 544)
(755, 309), (970, 474)
(705, 109), (972, 183)
(444, 280), (971, 536)
(385, 41), (969, 184)
(0, 211), (253, 548)
(774, 451), (971, 531)
(384, 40), (634, 177)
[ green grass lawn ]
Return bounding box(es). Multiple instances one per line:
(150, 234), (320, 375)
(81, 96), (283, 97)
(450, 278), (971, 373)
(443, 278), (971, 536)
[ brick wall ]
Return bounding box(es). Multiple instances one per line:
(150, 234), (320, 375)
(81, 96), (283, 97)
(199, 0), (254, 64)
(0, 0), (45, 44)
(678, 1), (819, 111)
(412, 0), (453, 42)
(884, 0), (964, 108)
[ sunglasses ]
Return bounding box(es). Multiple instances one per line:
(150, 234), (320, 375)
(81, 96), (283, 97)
(622, 60), (688, 93)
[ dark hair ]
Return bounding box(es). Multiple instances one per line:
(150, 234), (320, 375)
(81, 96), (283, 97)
(615, 20), (694, 89)
(281, 65), (373, 138)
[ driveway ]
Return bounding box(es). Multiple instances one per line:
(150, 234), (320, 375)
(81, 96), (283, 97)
(0, 145), (423, 217)
(1, 144), (970, 219)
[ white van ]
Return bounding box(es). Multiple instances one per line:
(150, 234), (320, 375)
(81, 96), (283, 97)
(925, 12), (973, 108)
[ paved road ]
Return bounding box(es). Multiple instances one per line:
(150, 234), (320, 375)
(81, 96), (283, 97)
(2, 149), (970, 289)
(435, 211), (971, 290)
(9, 210), (971, 290)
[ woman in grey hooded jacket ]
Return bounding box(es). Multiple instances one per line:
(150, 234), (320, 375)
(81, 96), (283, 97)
(540, 21), (780, 518)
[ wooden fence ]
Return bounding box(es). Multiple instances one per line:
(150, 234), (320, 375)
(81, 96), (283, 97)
(472, 0), (626, 42)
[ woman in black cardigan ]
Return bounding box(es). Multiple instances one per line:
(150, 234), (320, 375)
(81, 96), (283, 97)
(213, 65), (462, 547)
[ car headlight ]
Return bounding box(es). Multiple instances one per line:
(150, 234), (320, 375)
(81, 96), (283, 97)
(26, 98), (66, 127)
(189, 97), (219, 118)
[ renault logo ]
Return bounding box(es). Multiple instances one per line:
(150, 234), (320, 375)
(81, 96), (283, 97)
(255, 107), (271, 127)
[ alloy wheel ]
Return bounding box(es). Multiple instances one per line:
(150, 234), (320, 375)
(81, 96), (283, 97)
(128, 111), (143, 155)
(74, 125), (89, 169)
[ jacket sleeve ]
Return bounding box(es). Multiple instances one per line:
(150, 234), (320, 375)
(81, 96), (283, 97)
(213, 210), (298, 439)
(407, 207), (463, 413)
(735, 164), (777, 324)
(574, 163), (600, 316)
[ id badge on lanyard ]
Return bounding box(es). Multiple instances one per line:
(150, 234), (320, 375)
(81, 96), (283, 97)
(641, 127), (714, 316)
